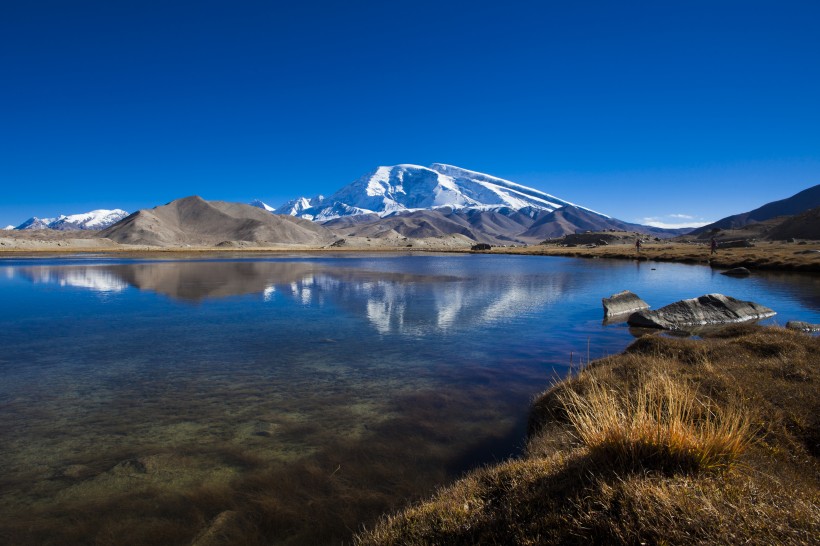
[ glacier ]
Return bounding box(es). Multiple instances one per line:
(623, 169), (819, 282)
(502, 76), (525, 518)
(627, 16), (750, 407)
(272, 163), (604, 221)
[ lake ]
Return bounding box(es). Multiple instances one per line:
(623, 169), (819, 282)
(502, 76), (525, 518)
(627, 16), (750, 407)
(0, 253), (817, 545)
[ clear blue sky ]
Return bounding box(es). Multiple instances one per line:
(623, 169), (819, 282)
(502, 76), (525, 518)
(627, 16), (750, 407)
(2, 0), (819, 228)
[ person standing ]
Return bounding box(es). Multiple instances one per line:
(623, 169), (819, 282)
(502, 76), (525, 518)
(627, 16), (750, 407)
(710, 237), (718, 255)
(635, 237), (642, 253)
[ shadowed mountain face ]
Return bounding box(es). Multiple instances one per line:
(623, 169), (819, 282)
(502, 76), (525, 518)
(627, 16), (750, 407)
(518, 206), (690, 240)
(692, 184), (820, 233)
(324, 206), (688, 244)
(100, 196), (334, 246)
(766, 206), (820, 240)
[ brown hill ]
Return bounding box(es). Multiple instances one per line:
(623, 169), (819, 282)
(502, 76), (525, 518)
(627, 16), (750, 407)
(329, 209), (491, 242)
(767, 206), (820, 240)
(100, 196), (334, 246)
(691, 184), (820, 234)
(323, 206), (687, 245)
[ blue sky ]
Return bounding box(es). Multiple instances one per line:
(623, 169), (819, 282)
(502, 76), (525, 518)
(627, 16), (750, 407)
(2, 0), (819, 228)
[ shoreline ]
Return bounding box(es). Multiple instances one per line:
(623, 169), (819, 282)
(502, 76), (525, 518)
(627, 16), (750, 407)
(0, 240), (818, 272)
(480, 241), (820, 272)
(356, 324), (820, 545)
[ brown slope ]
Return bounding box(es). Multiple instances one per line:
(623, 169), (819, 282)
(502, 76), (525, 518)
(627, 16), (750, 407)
(767, 206), (820, 240)
(519, 206), (690, 240)
(691, 184), (820, 233)
(327, 209), (515, 244)
(100, 196), (334, 246)
(445, 209), (536, 243)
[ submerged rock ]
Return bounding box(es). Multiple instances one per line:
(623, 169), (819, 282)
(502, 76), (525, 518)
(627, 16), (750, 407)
(627, 293), (775, 330)
(786, 320), (820, 333)
(602, 290), (650, 318)
(721, 267), (751, 277)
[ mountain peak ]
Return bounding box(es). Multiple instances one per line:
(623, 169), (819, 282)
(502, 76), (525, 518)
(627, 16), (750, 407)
(249, 199), (275, 212)
(275, 163), (603, 222)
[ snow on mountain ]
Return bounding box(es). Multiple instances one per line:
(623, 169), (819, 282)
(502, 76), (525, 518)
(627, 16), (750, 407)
(273, 195), (326, 220)
(3, 225), (15, 230)
(249, 199), (276, 212)
(276, 164), (604, 221)
(15, 216), (63, 230)
(14, 209), (129, 231)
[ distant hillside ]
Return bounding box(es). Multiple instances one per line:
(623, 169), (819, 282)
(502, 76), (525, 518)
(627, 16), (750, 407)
(324, 209), (495, 243)
(767, 207), (820, 240)
(100, 196), (334, 246)
(519, 205), (690, 240)
(325, 205), (689, 245)
(692, 184), (820, 234)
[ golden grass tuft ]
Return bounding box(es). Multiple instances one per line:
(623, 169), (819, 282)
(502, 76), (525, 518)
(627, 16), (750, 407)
(559, 370), (754, 472)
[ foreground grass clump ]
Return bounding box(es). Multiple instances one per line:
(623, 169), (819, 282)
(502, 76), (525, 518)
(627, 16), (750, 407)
(559, 371), (753, 473)
(356, 325), (820, 545)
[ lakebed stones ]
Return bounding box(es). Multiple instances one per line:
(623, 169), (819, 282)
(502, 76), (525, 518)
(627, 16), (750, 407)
(721, 267), (751, 277)
(602, 290), (650, 318)
(786, 321), (820, 333)
(627, 293), (776, 330)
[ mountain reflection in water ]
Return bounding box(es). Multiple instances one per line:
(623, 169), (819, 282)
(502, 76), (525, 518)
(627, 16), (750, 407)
(16, 260), (572, 335)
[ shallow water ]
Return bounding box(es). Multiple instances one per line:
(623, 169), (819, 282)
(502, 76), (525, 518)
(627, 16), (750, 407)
(0, 253), (817, 545)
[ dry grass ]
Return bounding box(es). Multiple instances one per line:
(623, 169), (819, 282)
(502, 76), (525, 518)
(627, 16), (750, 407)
(559, 371), (754, 473)
(356, 326), (820, 545)
(485, 241), (820, 272)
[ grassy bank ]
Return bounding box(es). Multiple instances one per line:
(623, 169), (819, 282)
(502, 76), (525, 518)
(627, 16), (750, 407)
(356, 325), (819, 545)
(482, 241), (820, 272)
(2, 240), (818, 273)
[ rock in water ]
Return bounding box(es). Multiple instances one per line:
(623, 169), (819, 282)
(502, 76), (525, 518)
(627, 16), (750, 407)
(627, 293), (775, 330)
(786, 321), (820, 333)
(721, 267), (751, 277)
(602, 290), (650, 318)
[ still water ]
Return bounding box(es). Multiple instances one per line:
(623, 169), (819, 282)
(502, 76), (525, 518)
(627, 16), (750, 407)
(0, 253), (817, 545)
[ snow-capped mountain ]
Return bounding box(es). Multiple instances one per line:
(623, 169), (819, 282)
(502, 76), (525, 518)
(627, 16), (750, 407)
(3, 225), (15, 231)
(275, 163), (603, 222)
(15, 216), (63, 230)
(14, 209), (129, 231)
(249, 199), (276, 212)
(273, 195), (326, 219)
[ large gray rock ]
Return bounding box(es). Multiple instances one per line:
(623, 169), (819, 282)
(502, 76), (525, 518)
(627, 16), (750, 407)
(786, 321), (820, 333)
(602, 290), (650, 318)
(627, 293), (776, 330)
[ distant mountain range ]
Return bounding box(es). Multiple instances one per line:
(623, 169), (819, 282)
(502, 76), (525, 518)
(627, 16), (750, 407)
(12, 209), (129, 231)
(7, 165), (817, 245)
